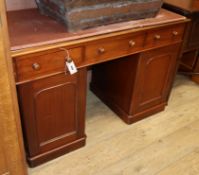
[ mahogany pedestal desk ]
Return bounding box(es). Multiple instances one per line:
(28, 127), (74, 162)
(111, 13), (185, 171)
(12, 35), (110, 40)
(7, 8), (188, 167)
(164, 0), (199, 83)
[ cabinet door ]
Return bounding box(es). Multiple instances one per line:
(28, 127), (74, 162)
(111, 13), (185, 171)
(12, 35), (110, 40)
(131, 44), (180, 114)
(17, 69), (87, 160)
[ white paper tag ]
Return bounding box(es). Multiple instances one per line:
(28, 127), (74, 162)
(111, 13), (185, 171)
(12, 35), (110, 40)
(66, 60), (78, 75)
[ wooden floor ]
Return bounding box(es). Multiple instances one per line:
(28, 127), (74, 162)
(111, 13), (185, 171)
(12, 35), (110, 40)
(29, 74), (199, 175)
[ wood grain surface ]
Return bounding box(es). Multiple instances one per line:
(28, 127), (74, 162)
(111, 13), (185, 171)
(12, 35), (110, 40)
(164, 0), (199, 13)
(0, 1), (27, 174)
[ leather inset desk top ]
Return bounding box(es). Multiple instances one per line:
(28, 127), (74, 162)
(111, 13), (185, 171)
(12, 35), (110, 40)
(7, 8), (186, 52)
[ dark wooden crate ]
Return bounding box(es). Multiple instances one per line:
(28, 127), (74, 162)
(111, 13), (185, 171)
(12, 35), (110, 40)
(36, 0), (163, 31)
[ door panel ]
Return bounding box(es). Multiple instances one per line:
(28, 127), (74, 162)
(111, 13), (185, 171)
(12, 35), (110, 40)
(132, 44), (180, 113)
(18, 69), (87, 158)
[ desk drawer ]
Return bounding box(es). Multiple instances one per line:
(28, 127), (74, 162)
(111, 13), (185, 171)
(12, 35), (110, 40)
(145, 24), (185, 48)
(14, 47), (83, 82)
(85, 33), (145, 64)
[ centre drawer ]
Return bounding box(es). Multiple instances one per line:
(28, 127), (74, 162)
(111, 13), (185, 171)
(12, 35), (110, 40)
(85, 32), (145, 64)
(13, 47), (83, 82)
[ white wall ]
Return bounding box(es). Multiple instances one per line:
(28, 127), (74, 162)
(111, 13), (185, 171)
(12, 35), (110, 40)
(6, 0), (36, 11)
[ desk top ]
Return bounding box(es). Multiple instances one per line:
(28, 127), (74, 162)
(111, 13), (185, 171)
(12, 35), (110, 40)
(7, 8), (186, 54)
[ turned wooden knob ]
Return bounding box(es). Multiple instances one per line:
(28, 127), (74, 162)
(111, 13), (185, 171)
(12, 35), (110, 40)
(32, 63), (41, 70)
(172, 31), (178, 36)
(98, 47), (106, 54)
(154, 34), (161, 40)
(129, 40), (136, 47)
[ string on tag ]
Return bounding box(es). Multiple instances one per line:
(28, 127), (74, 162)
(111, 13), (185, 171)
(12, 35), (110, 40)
(60, 48), (78, 75)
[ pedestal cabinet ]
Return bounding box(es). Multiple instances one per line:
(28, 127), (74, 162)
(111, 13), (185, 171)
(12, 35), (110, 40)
(91, 44), (181, 124)
(17, 69), (87, 167)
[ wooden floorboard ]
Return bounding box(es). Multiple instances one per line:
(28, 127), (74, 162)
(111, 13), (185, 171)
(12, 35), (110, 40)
(28, 75), (199, 175)
(157, 149), (199, 175)
(96, 119), (199, 175)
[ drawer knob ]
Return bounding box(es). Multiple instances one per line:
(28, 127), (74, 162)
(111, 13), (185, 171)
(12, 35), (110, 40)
(172, 31), (178, 36)
(32, 63), (41, 70)
(98, 48), (106, 54)
(154, 35), (161, 40)
(129, 40), (136, 47)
